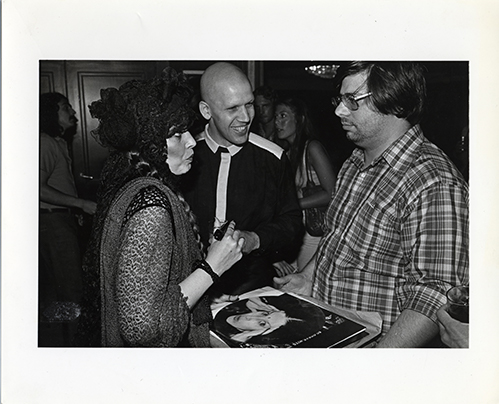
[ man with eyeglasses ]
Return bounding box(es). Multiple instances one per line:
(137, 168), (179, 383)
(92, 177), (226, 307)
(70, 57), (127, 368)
(275, 62), (469, 348)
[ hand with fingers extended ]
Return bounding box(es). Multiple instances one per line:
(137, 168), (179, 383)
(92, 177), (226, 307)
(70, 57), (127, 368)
(273, 261), (297, 277)
(273, 272), (312, 296)
(205, 221), (245, 277)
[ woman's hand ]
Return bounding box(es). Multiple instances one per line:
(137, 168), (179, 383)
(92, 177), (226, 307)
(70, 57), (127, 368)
(205, 221), (245, 277)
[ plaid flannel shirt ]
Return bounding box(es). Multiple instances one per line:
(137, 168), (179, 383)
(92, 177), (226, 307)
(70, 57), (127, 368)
(313, 125), (469, 335)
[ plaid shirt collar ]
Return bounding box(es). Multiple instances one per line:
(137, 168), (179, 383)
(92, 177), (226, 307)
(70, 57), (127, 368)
(349, 124), (424, 172)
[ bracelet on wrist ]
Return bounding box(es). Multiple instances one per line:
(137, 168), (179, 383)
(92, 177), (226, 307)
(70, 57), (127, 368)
(193, 259), (220, 284)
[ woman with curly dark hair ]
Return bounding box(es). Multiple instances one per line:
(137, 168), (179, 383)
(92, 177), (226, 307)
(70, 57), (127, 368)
(76, 68), (244, 347)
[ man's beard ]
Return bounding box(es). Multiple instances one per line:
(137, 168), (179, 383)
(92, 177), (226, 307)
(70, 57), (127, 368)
(63, 124), (77, 140)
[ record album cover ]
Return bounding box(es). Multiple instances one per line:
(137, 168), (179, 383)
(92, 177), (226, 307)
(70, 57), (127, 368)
(211, 293), (367, 348)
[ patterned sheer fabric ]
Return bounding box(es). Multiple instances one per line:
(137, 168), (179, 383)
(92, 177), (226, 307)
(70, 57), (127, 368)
(100, 177), (211, 347)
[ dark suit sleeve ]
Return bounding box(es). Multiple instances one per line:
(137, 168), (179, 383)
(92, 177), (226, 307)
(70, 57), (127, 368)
(253, 153), (304, 258)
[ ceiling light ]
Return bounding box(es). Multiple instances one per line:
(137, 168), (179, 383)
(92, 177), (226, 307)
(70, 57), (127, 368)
(305, 64), (340, 79)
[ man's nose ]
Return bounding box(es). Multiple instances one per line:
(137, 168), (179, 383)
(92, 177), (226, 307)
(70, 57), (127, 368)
(239, 106), (251, 122)
(334, 102), (349, 118)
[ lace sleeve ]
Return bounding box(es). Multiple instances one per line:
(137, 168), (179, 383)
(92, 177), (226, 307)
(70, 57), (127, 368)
(116, 205), (190, 346)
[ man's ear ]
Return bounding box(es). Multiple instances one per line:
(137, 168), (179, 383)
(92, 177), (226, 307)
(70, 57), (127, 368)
(199, 101), (212, 120)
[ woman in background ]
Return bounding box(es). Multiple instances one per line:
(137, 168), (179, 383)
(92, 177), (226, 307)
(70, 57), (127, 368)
(77, 68), (244, 347)
(274, 98), (336, 273)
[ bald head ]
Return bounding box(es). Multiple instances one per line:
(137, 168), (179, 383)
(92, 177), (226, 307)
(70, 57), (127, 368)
(200, 62), (252, 104)
(198, 63), (255, 147)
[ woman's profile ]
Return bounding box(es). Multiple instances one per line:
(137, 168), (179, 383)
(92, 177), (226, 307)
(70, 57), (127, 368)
(76, 68), (244, 347)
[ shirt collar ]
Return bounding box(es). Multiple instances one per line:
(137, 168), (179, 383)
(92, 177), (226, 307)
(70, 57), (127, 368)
(204, 124), (242, 156)
(382, 124), (424, 170)
(350, 124), (424, 171)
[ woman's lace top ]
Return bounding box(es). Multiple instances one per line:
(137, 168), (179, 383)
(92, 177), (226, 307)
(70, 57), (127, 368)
(100, 177), (210, 347)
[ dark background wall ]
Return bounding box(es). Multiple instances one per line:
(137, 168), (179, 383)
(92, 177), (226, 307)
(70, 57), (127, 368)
(262, 61), (469, 179)
(40, 60), (469, 194)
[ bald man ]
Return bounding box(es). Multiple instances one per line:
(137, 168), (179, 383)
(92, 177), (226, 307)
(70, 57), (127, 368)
(183, 63), (304, 296)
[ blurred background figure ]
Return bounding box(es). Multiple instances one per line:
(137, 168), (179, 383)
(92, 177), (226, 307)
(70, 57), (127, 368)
(273, 97), (336, 274)
(39, 92), (97, 345)
(251, 85), (278, 142)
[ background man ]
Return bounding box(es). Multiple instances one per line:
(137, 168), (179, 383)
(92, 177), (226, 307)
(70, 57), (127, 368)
(274, 62), (469, 348)
(251, 85), (278, 142)
(183, 63), (303, 296)
(39, 93), (97, 316)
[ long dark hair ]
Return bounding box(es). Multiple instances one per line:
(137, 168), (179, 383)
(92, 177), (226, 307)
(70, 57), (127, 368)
(276, 97), (316, 179)
(39, 92), (67, 137)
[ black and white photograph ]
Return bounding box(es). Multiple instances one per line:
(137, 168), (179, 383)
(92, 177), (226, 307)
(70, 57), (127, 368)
(2, 1), (499, 403)
(36, 59), (469, 349)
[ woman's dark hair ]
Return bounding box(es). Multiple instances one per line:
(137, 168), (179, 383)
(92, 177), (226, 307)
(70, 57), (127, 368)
(341, 61), (426, 125)
(76, 68), (199, 346)
(88, 66), (197, 213)
(39, 92), (67, 137)
(213, 295), (325, 346)
(275, 97), (317, 179)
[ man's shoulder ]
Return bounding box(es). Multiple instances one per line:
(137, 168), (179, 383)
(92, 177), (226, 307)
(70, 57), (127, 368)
(247, 133), (284, 159)
(401, 139), (467, 195)
(40, 132), (61, 154)
(40, 132), (56, 143)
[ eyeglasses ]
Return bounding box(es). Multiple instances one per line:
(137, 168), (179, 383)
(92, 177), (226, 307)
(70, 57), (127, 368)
(331, 92), (372, 111)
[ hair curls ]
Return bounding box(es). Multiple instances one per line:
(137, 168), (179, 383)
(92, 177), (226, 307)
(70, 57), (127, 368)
(76, 68), (201, 346)
(39, 92), (68, 138)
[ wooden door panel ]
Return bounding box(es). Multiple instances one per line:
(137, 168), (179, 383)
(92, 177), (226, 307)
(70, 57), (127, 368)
(65, 61), (160, 199)
(39, 61), (66, 94)
(40, 60), (260, 201)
